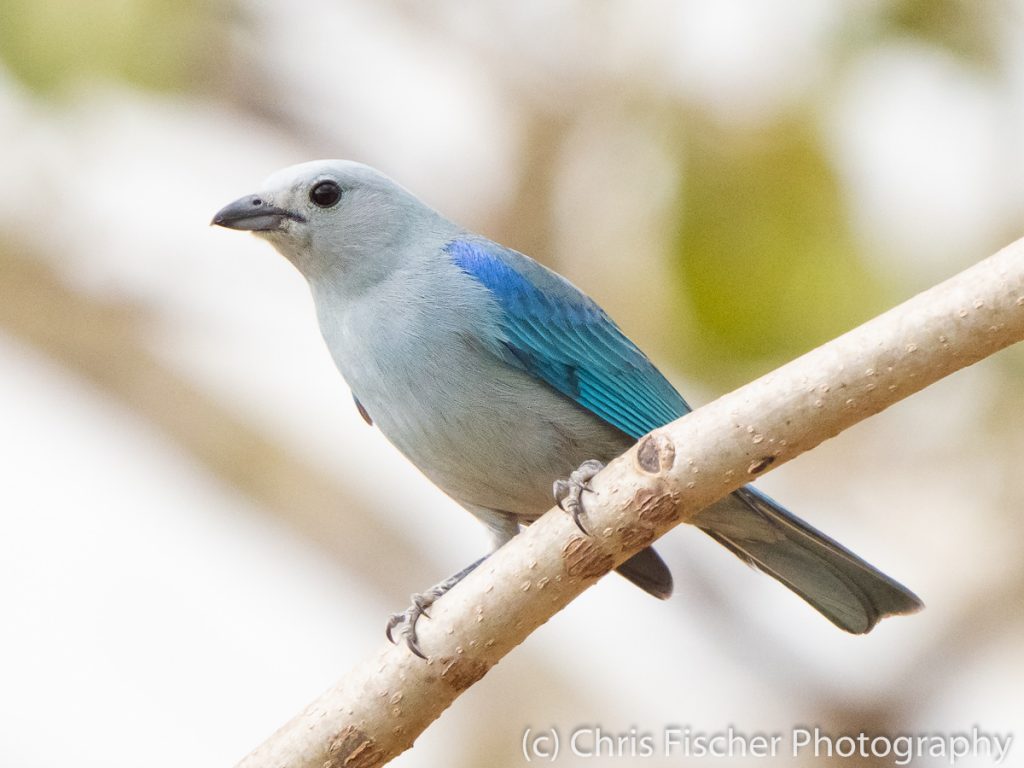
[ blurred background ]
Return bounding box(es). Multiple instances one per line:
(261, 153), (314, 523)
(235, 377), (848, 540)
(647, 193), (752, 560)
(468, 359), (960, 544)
(1, 1), (1023, 766)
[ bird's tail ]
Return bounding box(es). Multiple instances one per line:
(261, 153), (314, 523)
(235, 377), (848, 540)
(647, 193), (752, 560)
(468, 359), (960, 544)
(616, 546), (674, 599)
(696, 486), (923, 633)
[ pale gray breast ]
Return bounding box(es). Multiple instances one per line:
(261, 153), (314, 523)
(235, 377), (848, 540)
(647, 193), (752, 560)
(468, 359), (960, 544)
(312, 259), (630, 519)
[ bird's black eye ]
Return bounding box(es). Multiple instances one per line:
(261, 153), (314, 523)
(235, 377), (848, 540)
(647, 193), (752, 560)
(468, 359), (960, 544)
(309, 180), (342, 208)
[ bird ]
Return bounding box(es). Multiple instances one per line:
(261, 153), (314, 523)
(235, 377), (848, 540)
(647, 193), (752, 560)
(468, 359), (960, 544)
(212, 160), (922, 657)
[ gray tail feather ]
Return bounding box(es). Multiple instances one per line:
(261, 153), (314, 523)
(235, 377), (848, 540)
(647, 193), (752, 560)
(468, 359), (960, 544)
(697, 486), (923, 633)
(617, 546), (673, 599)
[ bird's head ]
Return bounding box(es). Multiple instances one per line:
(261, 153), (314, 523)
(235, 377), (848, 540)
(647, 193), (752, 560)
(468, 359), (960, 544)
(212, 160), (450, 289)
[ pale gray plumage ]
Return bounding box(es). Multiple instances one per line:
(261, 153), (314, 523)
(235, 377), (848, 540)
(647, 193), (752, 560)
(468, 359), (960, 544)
(213, 160), (922, 655)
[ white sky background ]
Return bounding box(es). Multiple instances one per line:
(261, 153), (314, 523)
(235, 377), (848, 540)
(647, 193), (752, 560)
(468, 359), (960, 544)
(1, 2), (1023, 766)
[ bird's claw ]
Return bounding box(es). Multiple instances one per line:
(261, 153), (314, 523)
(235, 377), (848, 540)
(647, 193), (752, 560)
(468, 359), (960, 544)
(385, 594), (434, 659)
(553, 459), (605, 535)
(385, 556), (487, 659)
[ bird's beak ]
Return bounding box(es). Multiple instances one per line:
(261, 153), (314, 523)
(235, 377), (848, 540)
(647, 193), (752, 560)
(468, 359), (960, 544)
(211, 194), (306, 231)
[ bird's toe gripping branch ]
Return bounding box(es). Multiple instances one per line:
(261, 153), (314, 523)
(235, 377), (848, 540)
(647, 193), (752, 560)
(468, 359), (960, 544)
(553, 459), (606, 535)
(385, 555), (488, 659)
(385, 595), (434, 660)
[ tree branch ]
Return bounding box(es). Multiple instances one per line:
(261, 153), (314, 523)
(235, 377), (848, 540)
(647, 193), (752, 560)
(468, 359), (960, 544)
(235, 239), (1024, 768)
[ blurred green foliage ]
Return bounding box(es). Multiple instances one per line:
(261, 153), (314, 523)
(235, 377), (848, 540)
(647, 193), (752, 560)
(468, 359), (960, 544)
(883, 0), (999, 68)
(673, 117), (891, 380)
(0, 0), (217, 94)
(666, 0), (1004, 384)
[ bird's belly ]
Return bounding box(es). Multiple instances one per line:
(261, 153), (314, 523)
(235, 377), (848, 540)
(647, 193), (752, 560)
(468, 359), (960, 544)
(353, 352), (631, 520)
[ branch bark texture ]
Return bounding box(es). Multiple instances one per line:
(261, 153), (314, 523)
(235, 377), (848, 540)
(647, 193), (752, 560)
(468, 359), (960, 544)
(236, 239), (1024, 768)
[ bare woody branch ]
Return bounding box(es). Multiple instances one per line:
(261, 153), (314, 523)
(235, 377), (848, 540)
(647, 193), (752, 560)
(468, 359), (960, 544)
(236, 238), (1024, 768)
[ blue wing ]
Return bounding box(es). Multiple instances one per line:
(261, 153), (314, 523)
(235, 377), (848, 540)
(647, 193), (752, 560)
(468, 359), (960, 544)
(446, 237), (689, 440)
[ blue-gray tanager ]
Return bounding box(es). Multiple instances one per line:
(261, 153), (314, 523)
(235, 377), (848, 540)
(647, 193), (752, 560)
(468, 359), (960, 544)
(213, 160), (922, 656)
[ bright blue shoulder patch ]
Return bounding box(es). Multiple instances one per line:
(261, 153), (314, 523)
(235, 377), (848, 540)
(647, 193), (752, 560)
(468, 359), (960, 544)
(446, 237), (596, 319)
(444, 237), (690, 439)
(446, 238), (528, 305)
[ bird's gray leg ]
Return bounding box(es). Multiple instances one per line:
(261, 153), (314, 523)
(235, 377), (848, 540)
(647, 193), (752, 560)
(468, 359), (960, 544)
(553, 459), (605, 534)
(386, 555), (487, 659)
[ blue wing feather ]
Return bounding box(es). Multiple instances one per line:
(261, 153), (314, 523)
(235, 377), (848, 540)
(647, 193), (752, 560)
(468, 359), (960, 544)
(446, 237), (689, 440)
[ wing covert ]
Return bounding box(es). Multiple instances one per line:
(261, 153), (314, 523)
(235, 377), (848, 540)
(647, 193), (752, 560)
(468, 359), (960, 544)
(446, 237), (689, 440)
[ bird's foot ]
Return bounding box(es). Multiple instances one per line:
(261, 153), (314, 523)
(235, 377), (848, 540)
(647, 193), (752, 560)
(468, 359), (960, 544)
(553, 459), (605, 535)
(385, 590), (440, 659)
(385, 555), (487, 659)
